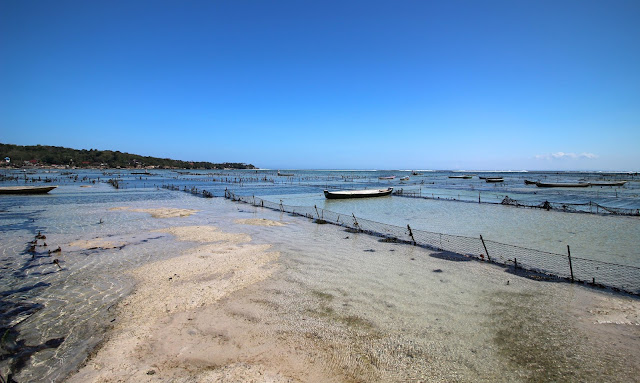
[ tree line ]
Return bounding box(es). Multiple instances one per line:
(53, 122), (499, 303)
(0, 143), (256, 169)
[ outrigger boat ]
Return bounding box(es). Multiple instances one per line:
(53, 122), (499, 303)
(324, 187), (393, 199)
(0, 186), (58, 194)
(535, 181), (590, 188)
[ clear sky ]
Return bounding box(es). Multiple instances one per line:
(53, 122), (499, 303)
(1, 0), (639, 170)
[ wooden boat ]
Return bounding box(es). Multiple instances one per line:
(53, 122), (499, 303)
(524, 180), (537, 185)
(277, 171), (294, 176)
(449, 175), (472, 179)
(590, 181), (627, 187)
(0, 186), (58, 194)
(400, 176), (410, 181)
(378, 176), (396, 180)
(485, 178), (504, 183)
(324, 187), (393, 199)
(535, 181), (590, 188)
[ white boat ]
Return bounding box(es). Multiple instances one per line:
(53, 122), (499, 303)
(324, 187), (393, 199)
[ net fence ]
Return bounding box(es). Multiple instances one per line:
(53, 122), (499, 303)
(394, 191), (640, 216)
(225, 190), (640, 296)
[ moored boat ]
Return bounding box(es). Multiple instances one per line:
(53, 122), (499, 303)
(0, 186), (58, 194)
(277, 170), (294, 176)
(400, 176), (410, 181)
(535, 181), (590, 188)
(324, 187), (393, 199)
(524, 180), (537, 185)
(485, 178), (504, 183)
(590, 181), (627, 187)
(378, 176), (396, 180)
(449, 175), (472, 179)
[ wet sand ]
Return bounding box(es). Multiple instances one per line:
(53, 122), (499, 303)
(66, 209), (640, 383)
(109, 207), (198, 218)
(67, 224), (337, 382)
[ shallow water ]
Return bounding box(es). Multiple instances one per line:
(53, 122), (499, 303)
(1, 170), (639, 381)
(264, 191), (640, 267)
(197, 203), (640, 382)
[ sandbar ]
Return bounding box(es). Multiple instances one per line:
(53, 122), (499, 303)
(67, 224), (333, 382)
(109, 207), (198, 218)
(235, 218), (286, 226)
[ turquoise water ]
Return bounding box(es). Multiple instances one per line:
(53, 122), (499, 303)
(1, 169), (639, 381)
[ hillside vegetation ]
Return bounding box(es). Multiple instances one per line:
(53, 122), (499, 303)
(0, 143), (255, 169)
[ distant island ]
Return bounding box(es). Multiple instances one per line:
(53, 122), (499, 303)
(0, 143), (256, 170)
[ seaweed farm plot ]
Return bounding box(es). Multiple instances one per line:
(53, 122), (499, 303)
(225, 190), (640, 296)
(394, 189), (640, 216)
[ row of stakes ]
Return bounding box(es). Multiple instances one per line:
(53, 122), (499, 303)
(28, 231), (63, 270)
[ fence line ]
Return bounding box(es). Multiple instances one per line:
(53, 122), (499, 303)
(224, 189), (640, 296)
(394, 189), (640, 216)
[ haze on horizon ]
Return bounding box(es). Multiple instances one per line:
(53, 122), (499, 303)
(1, 1), (639, 171)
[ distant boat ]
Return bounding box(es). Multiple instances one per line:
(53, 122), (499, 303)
(324, 187), (393, 199)
(535, 181), (590, 188)
(411, 171), (422, 175)
(524, 180), (537, 185)
(0, 186), (58, 194)
(449, 175), (472, 179)
(378, 176), (396, 180)
(400, 176), (410, 181)
(485, 178), (504, 183)
(590, 181), (627, 187)
(277, 170), (294, 176)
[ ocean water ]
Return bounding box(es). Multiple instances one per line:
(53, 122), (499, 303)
(1, 169), (639, 381)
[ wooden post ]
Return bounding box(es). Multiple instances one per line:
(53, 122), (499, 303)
(407, 225), (416, 245)
(514, 258), (518, 269)
(567, 245), (574, 283)
(352, 213), (360, 231)
(480, 235), (491, 261)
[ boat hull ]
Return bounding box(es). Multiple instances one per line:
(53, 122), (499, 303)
(0, 186), (58, 194)
(324, 187), (393, 199)
(590, 181), (627, 186)
(535, 182), (590, 188)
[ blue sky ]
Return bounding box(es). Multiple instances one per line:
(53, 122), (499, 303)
(1, 0), (639, 170)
